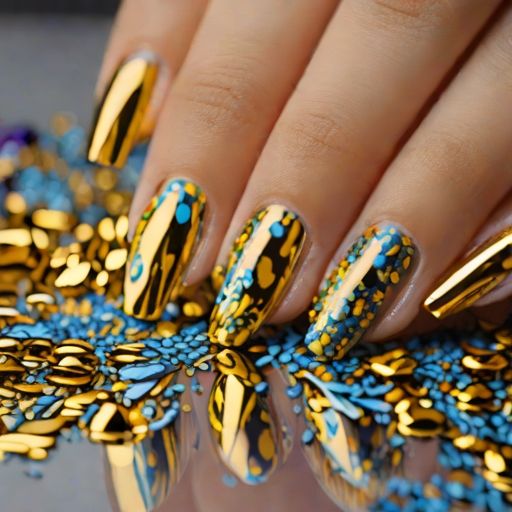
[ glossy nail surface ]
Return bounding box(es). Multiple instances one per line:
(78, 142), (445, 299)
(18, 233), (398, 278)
(87, 53), (158, 168)
(424, 227), (512, 319)
(209, 205), (305, 347)
(124, 179), (205, 320)
(208, 349), (279, 484)
(306, 225), (415, 361)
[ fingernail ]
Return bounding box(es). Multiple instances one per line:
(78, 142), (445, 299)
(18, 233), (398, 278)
(124, 179), (206, 320)
(424, 227), (512, 319)
(87, 51), (159, 168)
(306, 224), (415, 361)
(208, 349), (280, 484)
(209, 205), (306, 347)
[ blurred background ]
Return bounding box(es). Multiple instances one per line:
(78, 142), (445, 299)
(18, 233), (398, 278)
(0, 0), (120, 129)
(0, 3), (119, 509)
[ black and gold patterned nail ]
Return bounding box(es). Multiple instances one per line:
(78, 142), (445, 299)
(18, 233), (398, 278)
(87, 52), (158, 168)
(208, 349), (280, 484)
(306, 224), (415, 361)
(209, 205), (306, 347)
(123, 179), (205, 320)
(424, 227), (512, 319)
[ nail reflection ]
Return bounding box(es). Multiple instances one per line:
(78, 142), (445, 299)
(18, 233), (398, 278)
(104, 426), (180, 512)
(208, 349), (280, 484)
(301, 379), (394, 510)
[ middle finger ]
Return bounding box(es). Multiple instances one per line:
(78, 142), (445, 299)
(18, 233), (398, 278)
(124, 0), (339, 320)
(210, 0), (500, 345)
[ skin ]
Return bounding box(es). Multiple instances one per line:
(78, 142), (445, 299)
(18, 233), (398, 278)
(95, 3), (512, 505)
(97, 0), (512, 340)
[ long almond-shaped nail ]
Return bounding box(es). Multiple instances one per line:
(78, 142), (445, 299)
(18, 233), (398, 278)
(209, 205), (306, 346)
(124, 179), (205, 320)
(87, 52), (158, 168)
(208, 349), (280, 484)
(306, 224), (415, 361)
(424, 227), (512, 319)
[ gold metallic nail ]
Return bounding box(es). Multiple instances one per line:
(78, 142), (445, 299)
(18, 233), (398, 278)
(87, 53), (158, 168)
(424, 227), (512, 319)
(306, 224), (415, 361)
(209, 205), (305, 347)
(208, 349), (280, 484)
(124, 179), (206, 320)
(105, 427), (181, 512)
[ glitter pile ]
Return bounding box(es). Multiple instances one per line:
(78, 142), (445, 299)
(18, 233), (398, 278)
(0, 116), (511, 511)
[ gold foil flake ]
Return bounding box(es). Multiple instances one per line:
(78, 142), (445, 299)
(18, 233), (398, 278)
(32, 209), (76, 231)
(0, 228), (32, 247)
(54, 262), (91, 287)
(95, 168), (118, 191)
(485, 450), (507, 474)
(182, 302), (204, 317)
(115, 215), (129, 241)
(462, 354), (508, 372)
(74, 223), (94, 243)
(105, 248), (128, 271)
(98, 217), (116, 242)
(157, 322), (178, 337)
(5, 192), (27, 215)
(369, 349), (417, 377)
(17, 417), (69, 435)
(396, 399), (445, 438)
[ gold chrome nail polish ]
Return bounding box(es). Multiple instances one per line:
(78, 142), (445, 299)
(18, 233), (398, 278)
(124, 179), (205, 320)
(87, 53), (158, 168)
(306, 224), (415, 361)
(105, 426), (180, 511)
(208, 349), (279, 484)
(424, 227), (512, 319)
(209, 205), (306, 347)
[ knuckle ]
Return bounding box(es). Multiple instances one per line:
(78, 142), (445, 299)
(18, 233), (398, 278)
(408, 129), (488, 196)
(358, 0), (453, 32)
(279, 100), (363, 163)
(176, 54), (266, 131)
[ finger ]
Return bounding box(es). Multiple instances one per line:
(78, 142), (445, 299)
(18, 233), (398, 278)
(124, 0), (339, 320)
(87, 0), (208, 168)
(308, 4), (512, 360)
(209, 0), (500, 347)
(424, 195), (512, 318)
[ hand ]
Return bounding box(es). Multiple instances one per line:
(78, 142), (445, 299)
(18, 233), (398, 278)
(87, 0), (512, 361)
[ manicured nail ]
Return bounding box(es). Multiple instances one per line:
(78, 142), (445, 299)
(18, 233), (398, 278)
(105, 411), (183, 511)
(124, 179), (206, 320)
(306, 224), (415, 361)
(208, 349), (280, 484)
(424, 227), (512, 319)
(209, 205), (306, 347)
(87, 52), (158, 168)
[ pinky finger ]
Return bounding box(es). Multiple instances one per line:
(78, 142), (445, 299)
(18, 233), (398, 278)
(87, 0), (208, 168)
(424, 196), (512, 319)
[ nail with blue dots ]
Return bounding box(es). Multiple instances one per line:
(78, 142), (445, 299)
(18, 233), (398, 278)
(124, 178), (206, 320)
(209, 205), (306, 347)
(306, 224), (415, 361)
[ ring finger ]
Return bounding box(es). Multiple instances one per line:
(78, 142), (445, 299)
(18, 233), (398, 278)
(309, 3), (512, 359)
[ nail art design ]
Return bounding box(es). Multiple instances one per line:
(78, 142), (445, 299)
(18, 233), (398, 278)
(424, 227), (512, 319)
(123, 179), (205, 320)
(306, 225), (415, 361)
(209, 205), (306, 347)
(208, 349), (280, 484)
(87, 53), (158, 168)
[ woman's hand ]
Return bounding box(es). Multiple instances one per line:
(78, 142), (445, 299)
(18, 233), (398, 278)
(87, 0), (512, 360)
